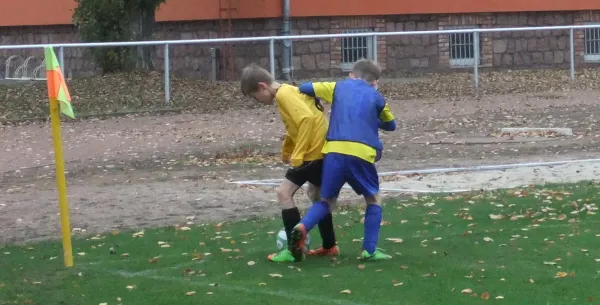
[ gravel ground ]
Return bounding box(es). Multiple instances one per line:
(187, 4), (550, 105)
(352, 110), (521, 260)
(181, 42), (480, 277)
(1, 85), (599, 244)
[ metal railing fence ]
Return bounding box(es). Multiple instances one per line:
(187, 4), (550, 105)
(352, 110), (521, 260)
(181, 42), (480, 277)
(2, 24), (600, 104)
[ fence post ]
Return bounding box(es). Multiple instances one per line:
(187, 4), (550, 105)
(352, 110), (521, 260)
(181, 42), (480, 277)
(59, 47), (65, 75)
(164, 43), (170, 105)
(372, 34), (378, 64)
(569, 28), (575, 81)
(210, 48), (217, 82)
(269, 39), (275, 76)
(473, 30), (480, 89)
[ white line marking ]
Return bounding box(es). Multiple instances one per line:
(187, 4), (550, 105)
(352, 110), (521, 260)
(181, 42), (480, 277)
(231, 158), (600, 184)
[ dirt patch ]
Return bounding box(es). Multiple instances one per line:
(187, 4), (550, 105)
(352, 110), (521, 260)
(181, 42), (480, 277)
(2, 70), (600, 244)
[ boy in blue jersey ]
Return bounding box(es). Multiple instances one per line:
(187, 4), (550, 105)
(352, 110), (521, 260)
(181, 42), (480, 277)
(289, 59), (397, 262)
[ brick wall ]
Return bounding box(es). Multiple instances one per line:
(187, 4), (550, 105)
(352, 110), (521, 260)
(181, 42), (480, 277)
(491, 12), (574, 68)
(385, 15), (439, 74)
(1, 11), (600, 80)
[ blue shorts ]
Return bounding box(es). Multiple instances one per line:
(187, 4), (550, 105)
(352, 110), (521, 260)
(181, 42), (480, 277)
(320, 153), (379, 199)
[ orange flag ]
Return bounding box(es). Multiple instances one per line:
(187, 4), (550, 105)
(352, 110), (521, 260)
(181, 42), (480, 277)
(44, 47), (75, 119)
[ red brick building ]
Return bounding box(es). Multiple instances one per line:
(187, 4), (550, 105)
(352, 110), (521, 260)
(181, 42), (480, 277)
(1, 0), (600, 79)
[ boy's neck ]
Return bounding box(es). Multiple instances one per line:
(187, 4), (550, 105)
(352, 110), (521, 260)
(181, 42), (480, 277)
(270, 81), (281, 90)
(268, 81), (282, 95)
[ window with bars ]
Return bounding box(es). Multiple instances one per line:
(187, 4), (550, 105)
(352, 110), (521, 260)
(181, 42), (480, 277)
(449, 28), (479, 67)
(341, 29), (373, 71)
(584, 25), (600, 62)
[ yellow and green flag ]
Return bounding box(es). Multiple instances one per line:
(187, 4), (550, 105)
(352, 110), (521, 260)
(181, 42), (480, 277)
(44, 47), (75, 119)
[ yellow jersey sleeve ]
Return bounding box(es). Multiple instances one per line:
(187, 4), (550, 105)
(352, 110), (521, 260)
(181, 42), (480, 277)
(281, 134), (294, 162)
(298, 82), (336, 104)
(379, 103), (395, 122)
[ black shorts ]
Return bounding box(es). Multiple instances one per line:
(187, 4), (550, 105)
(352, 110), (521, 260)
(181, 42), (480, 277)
(284, 159), (323, 187)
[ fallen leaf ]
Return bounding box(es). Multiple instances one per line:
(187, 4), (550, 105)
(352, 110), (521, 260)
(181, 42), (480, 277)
(322, 274), (331, 278)
(185, 291), (196, 296)
(99, 303), (108, 305)
(207, 292), (213, 295)
(126, 285), (136, 290)
(132, 231), (144, 238)
(179, 227), (191, 231)
(121, 253), (129, 257)
(269, 273), (283, 278)
(496, 296), (504, 299)
(340, 289), (352, 294)
(489, 214), (504, 220)
(160, 244), (170, 248)
(32, 282), (41, 285)
(247, 261), (255, 266)
(461, 288), (473, 294)
(258, 282), (267, 286)
(543, 261), (557, 265)
(529, 278), (535, 283)
(483, 237), (494, 242)
(77, 252), (86, 256)
(481, 291), (490, 300)
(148, 257), (159, 263)
(555, 272), (568, 278)
(225, 272), (233, 275)
(357, 264), (365, 269)
(385, 238), (403, 243)
(393, 282), (404, 286)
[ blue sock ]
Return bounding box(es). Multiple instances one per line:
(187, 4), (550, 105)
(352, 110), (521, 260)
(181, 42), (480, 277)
(363, 204), (382, 254)
(300, 201), (329, 232)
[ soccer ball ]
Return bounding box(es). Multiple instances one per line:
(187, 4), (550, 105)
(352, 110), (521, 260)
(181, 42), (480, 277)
(276, 228), (311, 250)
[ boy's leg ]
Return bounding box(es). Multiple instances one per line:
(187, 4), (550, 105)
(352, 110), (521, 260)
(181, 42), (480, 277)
(345, 156), (391, 260)
(306, 182), (339, 256)
(290, 153), (346, 261)
(303, 159), (338, 254)
(267, 165), (309, 263)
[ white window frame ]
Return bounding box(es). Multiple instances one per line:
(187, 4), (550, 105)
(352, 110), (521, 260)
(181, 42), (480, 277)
(340, 28), (374, 71)
(448, 25), (480, 68)
(584, 23), (600, 62)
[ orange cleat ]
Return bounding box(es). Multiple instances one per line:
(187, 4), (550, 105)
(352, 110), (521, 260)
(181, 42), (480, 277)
(308, 245), (340, 257)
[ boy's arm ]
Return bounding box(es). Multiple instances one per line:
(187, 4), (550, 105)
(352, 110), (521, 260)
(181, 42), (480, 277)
(281, 134), (294, 163)
(377, 95), (397, 131)
(291, 115), (316, 167)
(279, 95), (318, 167)
(298, 82), (336, 104)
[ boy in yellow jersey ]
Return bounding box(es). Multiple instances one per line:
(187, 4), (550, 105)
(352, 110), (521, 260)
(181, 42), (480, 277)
(240, 64), (339, 263)
(290, 59), (397, 262)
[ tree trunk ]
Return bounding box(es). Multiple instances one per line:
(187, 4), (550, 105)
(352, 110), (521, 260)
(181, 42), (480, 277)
(129, 2), (156, 70)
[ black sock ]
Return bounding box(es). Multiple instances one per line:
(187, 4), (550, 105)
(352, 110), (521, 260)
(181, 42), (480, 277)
(281, 207), (301, 242)
(318, 212), (336, 249)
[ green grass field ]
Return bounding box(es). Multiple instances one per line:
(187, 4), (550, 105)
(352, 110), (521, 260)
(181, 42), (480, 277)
(1, 182), (600, 305)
